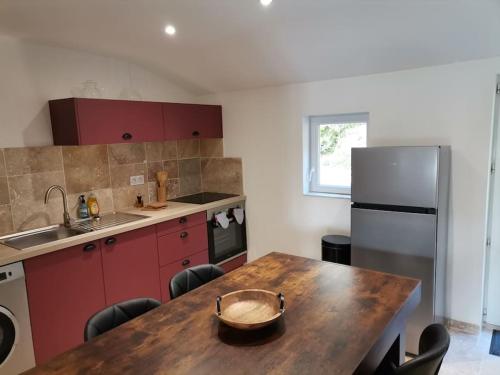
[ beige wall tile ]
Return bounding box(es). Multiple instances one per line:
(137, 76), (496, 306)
(177, 140), (200, 159)
(162, 160), (179, 179)
(0, 205), (13, 235)
(145, 142), (163, 162)
(110, 163), (146, 188)
(200, 139), (224, 158)
(11, 199), (64, 232)
(108, 143), (146, 165)
(179, 158), (201, 196)
(147, 182), (157, 203)
(148, 178), (180, 202)
(201, 158), (243, 195)
(4, 146), (62, 176)
(0, 149), (6, 177)
(67, 188), (115, 217)
(112, 186), (148, 210)
(8, 171), (66, 203)
(0, 177), (9, 205)
(168, 179), (180, 199)
(62, 145), (111, 194)
(147, 162), (164, 183)
(162, 141), (178, 160)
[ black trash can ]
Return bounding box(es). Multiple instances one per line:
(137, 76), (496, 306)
(321, 235), (351, 265)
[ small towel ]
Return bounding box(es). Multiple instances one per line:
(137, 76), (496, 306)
(215, 212), (230, 229)
(233, 208), (244, 225)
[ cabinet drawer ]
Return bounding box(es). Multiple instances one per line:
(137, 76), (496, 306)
(158, 223), (208, 266)
(156, 212), (206, 237)
(159, 250), (209, 302)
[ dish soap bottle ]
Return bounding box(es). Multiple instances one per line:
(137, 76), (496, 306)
(78, 195), (90, 219)
(87, 193), (100, 218)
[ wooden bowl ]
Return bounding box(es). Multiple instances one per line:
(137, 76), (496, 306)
(215, 289), (285, 330)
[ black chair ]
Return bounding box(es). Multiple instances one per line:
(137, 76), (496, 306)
(389, 323), (450, 375)
(84, 297), (161, 341)
(169, 264), (225, 299)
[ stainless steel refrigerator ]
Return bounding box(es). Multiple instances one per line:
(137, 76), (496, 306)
(351, 146), (450, 355)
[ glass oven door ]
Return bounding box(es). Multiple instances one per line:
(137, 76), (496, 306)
(208, 219), (247, 264)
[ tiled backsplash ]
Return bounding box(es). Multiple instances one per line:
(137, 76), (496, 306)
(0, 139), (243, 235)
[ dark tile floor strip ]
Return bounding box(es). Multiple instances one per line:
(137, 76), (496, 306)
(489, 329), (500, 356)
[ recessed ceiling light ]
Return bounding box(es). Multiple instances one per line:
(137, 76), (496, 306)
(260, 0), (272, 6)
(164, 25), (176, 36)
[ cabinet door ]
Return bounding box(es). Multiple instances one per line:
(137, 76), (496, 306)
(24, 242), (105, 364)
(101, 226), (161, 305)
(76, 99), (164, 144)
(159, 250), (209, 302)
(163, 103), (222, 140)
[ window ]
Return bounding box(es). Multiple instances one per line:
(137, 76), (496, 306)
(304, 113), (368, 197)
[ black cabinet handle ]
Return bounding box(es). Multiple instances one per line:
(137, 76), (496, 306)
(105, 237), (117, 246)
(192, 131), (200, 137)
(180, 231), (189, 239)
(83, 243), (96, 252)
(179, 217), (187, 224)
(122, 132), (133, 140)
(182, 259), (190, 266)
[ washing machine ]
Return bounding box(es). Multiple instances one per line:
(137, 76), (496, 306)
(0, 262), (35, 374)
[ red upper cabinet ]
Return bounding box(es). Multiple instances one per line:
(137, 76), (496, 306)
(163, 103), (223, 140)
(100, 226), (161, 305)
(49, 98), (164, 145)
(24, 242), (106, 364)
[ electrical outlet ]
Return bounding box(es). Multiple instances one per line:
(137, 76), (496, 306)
(130, 175), (145, 186)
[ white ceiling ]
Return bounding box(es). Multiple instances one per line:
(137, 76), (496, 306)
(0, 0), (499, 94)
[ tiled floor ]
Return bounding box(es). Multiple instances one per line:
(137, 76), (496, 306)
(438, 327), (500, 374)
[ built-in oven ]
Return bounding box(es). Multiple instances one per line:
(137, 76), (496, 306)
(207, 201), (247, 265)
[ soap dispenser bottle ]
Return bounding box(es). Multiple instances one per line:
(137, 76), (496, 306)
(87, 193), (100, 218)
(78, 195), (90, 219)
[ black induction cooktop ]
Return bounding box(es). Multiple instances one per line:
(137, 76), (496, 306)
(168, 192), (239, 205)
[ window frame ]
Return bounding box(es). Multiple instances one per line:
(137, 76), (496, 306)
(306, 112), (368, 197)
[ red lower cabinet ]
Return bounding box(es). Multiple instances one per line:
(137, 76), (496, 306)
(101, 226), (161, 305)
(159, 250), (209, 302)
(220, 254), (247, 273)
(24, 242), (106, 364)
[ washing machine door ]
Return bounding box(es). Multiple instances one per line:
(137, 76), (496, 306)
(0, 306), (18, 366)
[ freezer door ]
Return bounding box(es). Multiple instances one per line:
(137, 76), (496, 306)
(351, 207), (437, 354)
(352, 147), (439, 208)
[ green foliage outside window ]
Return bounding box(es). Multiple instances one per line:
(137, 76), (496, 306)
(319, 123), (357, 156)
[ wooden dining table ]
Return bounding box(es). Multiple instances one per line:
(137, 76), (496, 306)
(25, 252), (421, 375)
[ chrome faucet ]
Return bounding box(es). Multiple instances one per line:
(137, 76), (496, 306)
(44, 185), (72, 227)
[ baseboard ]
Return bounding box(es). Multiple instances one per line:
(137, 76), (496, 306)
(444, 317), (481, 334)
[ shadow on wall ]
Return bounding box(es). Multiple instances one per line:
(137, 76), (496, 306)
(446, 154), (454, 322)
(22, 102), (53, 147)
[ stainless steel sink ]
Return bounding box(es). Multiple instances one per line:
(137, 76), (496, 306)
(0, 225), (88, 250)
(0, 212), (150, 250)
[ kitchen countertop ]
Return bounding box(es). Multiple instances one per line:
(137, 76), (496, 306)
(0, 195), (246, 267)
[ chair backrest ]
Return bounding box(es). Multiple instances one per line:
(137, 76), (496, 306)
(391, 323), (450, 375)
(169, 264), (225, 299)
(84, 297), (161, 341)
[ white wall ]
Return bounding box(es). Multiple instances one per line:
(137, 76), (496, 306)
(0, 35), (195, 147)
(203, 58), (500, 326)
